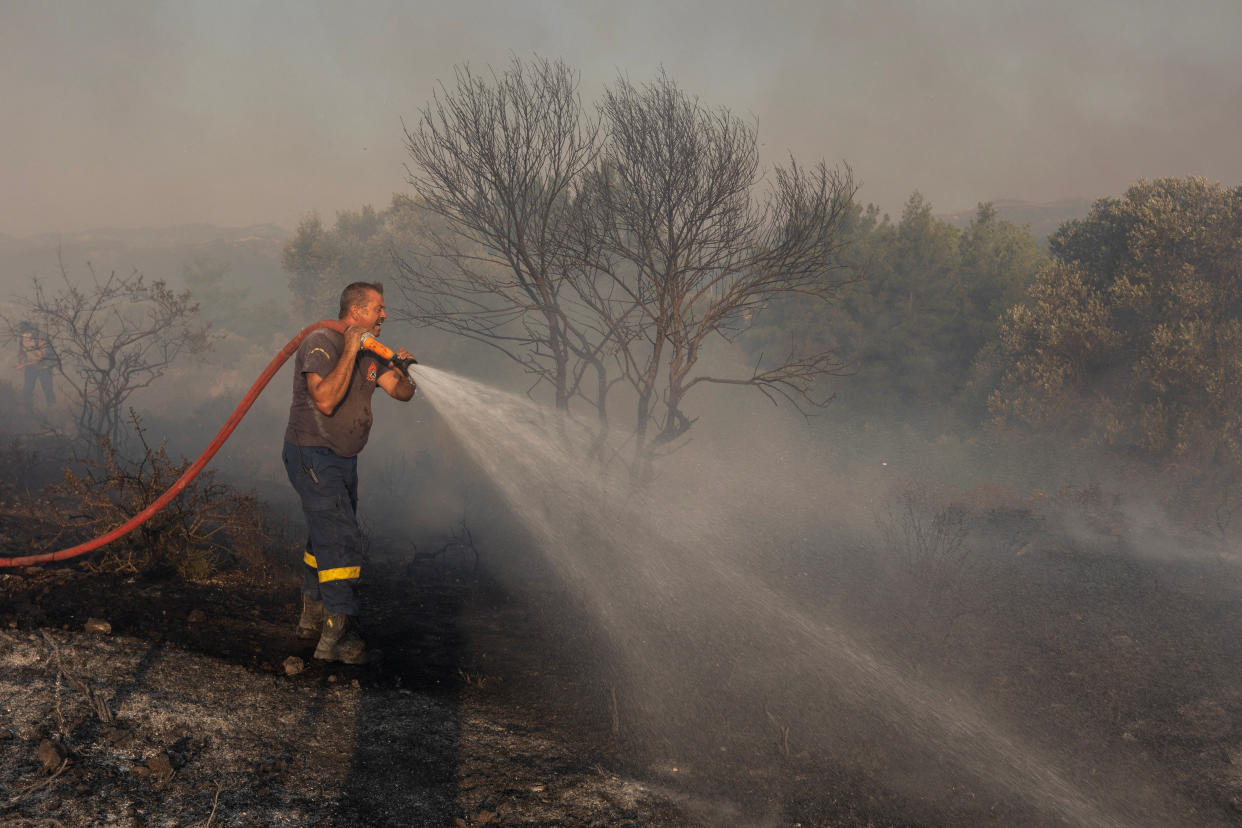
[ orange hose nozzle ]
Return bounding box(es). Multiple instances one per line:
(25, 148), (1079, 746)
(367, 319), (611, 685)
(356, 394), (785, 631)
(359, 332), (395, 361)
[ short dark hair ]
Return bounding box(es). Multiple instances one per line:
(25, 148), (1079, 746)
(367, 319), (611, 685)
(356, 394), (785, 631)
(338, 282), (383, 319)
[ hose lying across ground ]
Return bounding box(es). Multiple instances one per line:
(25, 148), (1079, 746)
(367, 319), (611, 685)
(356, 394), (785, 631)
(0, 320), (352, 569)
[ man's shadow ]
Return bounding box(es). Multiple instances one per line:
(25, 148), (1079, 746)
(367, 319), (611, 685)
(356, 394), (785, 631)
(329, 556), (468, 825)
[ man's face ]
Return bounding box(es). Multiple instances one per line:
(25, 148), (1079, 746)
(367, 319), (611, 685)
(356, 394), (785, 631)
(350, 290), (386, 336)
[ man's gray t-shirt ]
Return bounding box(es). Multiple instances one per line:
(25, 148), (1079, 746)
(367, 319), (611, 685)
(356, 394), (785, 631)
(284, 328), (392, 457)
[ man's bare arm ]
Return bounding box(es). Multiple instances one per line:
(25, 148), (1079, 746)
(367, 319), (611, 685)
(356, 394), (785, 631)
(17, 343), (45, 369)
(305, 326), (366, 414)
(377, 347), (416, 402)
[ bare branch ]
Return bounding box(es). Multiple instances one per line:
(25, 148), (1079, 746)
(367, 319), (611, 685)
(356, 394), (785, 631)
(396, 56), (605, 413)
(392, 61), (857, 480)
(11, 255), (213, 449)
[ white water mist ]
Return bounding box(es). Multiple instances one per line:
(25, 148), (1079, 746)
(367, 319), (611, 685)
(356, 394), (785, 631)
(411, 364), (1191, 827)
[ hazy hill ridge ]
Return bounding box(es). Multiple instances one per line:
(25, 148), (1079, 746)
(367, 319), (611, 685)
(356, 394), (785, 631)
(939, 197), (1092, 240)
(0, 223), (290, 251)
(0, 223), (292, 306)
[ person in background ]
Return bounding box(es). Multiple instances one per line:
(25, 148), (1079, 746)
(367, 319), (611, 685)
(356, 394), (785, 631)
(282, 282), (415, 664)
(16, 322), (56, 413)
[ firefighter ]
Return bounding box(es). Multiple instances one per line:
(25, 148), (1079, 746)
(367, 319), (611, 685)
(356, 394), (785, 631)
(17, 322), (56, 413)
(282, 282), (415, 664)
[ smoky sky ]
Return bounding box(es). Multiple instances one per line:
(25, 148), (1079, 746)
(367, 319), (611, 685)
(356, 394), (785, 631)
(3, 0), (1240, 236)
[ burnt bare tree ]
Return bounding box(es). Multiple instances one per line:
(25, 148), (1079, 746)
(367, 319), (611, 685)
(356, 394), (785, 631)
(13, 254), (212, 448)
(589, 72), (858, 468)
(396, 59), (857, 476)
(396, 56), (605, 412)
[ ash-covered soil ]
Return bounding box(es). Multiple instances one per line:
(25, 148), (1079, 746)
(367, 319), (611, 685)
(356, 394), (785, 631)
(0, 560), (706, 827)
(6, 515), (1242, 826)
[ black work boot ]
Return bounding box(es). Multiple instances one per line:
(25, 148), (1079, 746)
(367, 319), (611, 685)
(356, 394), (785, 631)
(314, 611), (381, 664)
(295, 594), (324, 640)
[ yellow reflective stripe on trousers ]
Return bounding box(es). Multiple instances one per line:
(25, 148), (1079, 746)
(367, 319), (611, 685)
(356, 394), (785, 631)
(303, 551), (318, 569)
(318, 566), (361, 583)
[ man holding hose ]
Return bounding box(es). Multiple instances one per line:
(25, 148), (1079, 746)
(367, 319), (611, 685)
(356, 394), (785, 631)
(283, 282), (415, 664)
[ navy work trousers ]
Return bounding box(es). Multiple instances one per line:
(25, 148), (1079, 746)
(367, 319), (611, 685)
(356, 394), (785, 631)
(24, 366), (54, 409)
(282, 442), (364, 616)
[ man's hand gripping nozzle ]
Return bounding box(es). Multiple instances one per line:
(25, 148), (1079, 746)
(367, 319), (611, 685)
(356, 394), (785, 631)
(359, 332), (418, 375)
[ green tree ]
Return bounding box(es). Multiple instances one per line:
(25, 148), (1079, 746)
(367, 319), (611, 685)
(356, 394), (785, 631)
(750, 195), (1043, 430)
(953, 203), (1047, 419)
(957, 203), (1044, 358)
(990, 177), (1242, 472)
(866, 192), (963, 407)
(744, 200), (878, 377)
(281, 204), (407, 317)
(282, 213), (334, 316)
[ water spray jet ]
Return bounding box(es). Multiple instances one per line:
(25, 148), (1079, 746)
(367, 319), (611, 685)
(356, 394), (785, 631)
(410, 364), (1202, 828)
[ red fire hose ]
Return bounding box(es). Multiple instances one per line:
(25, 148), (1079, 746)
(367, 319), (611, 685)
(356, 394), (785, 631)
(0, 319), (403, 569)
